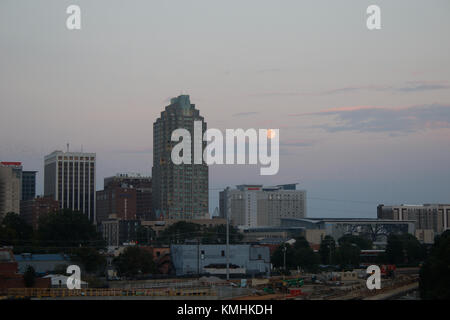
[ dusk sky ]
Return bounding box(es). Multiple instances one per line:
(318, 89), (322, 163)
(1, 0), (450, 217)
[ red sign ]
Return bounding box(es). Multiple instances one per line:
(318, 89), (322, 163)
(1, 162), (22, 166)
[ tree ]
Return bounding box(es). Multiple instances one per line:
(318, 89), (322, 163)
(271, 243), (296, 271)
(37, 209), (105, 249)
(114, 246), (157, 277)
(335, 242), (360, 267)
(271, 237), (319, 273)
(157, 221), (202, 244)
(72, 247), (106, 274)
(136, 226), (155, 245)
(338, 234), (372, 250)
(319, 236), (336, 265)
(201, 225), (243, 244)
(386, 234), (425, 266)
(0, 212), (33, 247)
(419, 230), (450, 299)
(24, 265), (36, 288)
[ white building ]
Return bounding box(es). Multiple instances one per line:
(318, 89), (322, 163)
(44, 150), (96, 223)
(378, 204), (450, 243)
(219, 184), (306, 228)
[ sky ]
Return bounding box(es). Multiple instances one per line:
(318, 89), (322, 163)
(1, 0), (450, 218)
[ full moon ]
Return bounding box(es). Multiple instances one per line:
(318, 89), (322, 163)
(267, 129), (276, 139)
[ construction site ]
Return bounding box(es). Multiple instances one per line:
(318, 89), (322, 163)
(0, 267), (420, 300)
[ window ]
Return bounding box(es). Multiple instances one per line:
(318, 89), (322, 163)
(221, 250), (225, 257)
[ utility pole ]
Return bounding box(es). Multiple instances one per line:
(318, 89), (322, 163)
(283, 245), (287, 275)
(226, 187), (230, 281)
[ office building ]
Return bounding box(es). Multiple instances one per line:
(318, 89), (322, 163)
(378, 204), (450, 243)
(152, 95), (208, 220)
(0, 162), (22, 220)
(219, 184), (306, 228)
(21, 171), (37, 201)
(102, 173), (152, 220)
(20, 197), (59, 230)
(44, 150), (96, 223)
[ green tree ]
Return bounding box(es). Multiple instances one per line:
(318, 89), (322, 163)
(338, 234), (372, 250)
(335, 242), (360, 267)
(271, 243), (296, 270)
(114, 246), (157, 277)
(386, 234), (425, 266)
(157, 221), (202, 244)
(419, 230), (450, 299)
(24, 265), (36, 288)
(37, 209), (105, 249)
(136, 226), (155, 245)
(319, 236), (336, 265)
(0, 212), (33, 247)
(72, 247), (106, 274)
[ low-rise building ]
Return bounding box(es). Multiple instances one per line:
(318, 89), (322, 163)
(281, 218), (415, 244)
(101, 218), (141, 246)
(170, 244), (270, 277)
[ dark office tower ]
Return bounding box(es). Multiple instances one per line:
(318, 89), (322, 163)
(152, 95), (208, 220)
(21, 171), (37, 201)
(44, 151), (96, 223)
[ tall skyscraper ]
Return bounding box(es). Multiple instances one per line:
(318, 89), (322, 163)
(0, 162), (22, 220)
(21, 171), (37, 201)
(44, 151), (96, 223)
(152, 95), (208, 220)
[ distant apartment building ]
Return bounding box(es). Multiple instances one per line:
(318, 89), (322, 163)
(101, 173), (152, 220)
(378, 204), (450, 243)
(0, 162), (22, 220)
(21, 171), (37, 201)
(44, 151), (96, 223)
(152, 95), (208, 220)
(20, 197), (59, 230)
(219, 184), (306, 228)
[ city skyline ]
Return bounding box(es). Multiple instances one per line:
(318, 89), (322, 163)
(1, 0), (450, 218)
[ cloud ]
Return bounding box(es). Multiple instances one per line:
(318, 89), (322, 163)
(232, 111), (260, 117)
(301, 103), (450, 134)
(319, 81), (450, 95)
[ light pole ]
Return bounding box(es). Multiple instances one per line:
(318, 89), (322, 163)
(283, 245), (287, 275)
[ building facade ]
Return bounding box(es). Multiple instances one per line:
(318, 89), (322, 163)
(100, 219), (141, 247)
(170, 244), (270, 276)
(21, 171), (37, 201)
(378, 204), (450, 242)
(219, 184), (306, 228)
(0, 162), (22, 220)
(152, 95), (208, 220)
(102, 173), (152, 220)
(20, 197), (59, 230)
(44, 151), (96, 223)
(96, 186), (137, 224)
(281, 217), (416, 244)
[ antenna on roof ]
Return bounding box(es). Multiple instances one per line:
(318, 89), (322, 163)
(67, 143), (69, 152)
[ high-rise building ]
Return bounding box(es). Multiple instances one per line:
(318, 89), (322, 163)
(0, 162), (22, 220)
(378, 204), (450, 242)
(152, 95), (208, 220)
(20, 197), (59, 230)
(103, 173), (152, 220)
(21, 171), (37, 201)
(44, 151), (96, 223)
(220, 184), (306, 228)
